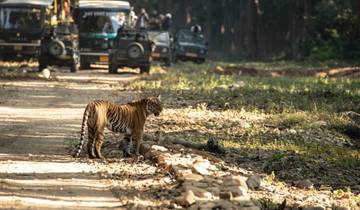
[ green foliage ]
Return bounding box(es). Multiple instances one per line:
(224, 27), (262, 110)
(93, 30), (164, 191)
(301, 0), (360, 60)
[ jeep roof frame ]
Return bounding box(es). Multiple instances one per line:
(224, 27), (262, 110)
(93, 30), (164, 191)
(79, 0), (130, 10)
(0, 0), (53, 7)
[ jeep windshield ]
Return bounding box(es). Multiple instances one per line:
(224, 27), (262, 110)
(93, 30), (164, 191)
(79, 11), (126, 36)
(148, 31), (170, 45)
(178, 30), (206, 46)
(0, 7), (44, 31)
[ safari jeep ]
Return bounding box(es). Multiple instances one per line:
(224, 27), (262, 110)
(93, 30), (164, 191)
(109, 29), (153, 74)
(77, 0), (130, 69)
(173, 29), (208, 64)
(147, 30), (172, 66)
(0, 0), (53, 60)
(38, 22), (79, 72)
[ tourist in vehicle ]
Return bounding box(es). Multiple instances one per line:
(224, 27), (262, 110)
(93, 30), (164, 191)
(137, 8), (149, 30)
(162, 13), (172, 31)
(191, 24), (202, 33)
(129, 6), (137, 28)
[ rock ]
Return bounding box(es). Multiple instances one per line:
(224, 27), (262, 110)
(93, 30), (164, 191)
(178, 173), (204, 182)
(41, 68), (51, 79)
(246, 174), (262, 190)
(178, 190), (195, 207)
(219, 191), (233, 200)
(171, 165), (192, 176)
(139, 142), (153, 155)
(214, 65), (225, 74)
(332, 205), (350, 210)
(183, 181), (209, 188)
(184, 186), (212, 199)
(229, 81), (245, 91)
(212, 200), (237, 209)
(192, 159), (212, 175)
(151, 145), (168, 152)
(189, 201), (217, 210)
(207, 187), (220, 196)
(296, 179), (313, 189)
(288, 129), (297, 134)
(223, 175), (248, 190)
(229, 186), (248, 197)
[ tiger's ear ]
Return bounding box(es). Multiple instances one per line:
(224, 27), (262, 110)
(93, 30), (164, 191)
(157, 95), (162, 101)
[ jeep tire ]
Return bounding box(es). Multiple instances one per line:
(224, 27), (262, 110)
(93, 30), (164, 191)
(109, 63), (118, 74)
(48, 39), (65, 57)
(70, 61), (78, 73)
(127, 42), (144, 59)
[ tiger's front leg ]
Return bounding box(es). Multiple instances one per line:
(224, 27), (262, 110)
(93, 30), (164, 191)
(134, 130), (143, 156)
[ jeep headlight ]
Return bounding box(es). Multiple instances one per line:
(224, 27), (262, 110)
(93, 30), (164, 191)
(162, 48), (168, 53)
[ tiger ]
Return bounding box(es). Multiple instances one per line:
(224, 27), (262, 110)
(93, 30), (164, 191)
(73, 96), (163, 159)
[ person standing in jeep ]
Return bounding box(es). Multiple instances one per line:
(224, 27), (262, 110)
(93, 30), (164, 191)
(137, 8), (149, 30)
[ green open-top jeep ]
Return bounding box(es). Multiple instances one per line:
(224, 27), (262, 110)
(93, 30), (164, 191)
(108, 29), (153, 74)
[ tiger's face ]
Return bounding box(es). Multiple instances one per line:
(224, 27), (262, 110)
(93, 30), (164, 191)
(145, 96), (163, 116)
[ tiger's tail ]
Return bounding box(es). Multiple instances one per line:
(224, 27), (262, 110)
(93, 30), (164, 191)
(73, 104), (91, 158)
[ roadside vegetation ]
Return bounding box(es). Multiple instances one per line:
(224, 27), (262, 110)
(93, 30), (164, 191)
(128, 61), (360, 207)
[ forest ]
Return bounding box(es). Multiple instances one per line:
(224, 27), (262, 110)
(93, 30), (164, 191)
(131, 0), (360, 61)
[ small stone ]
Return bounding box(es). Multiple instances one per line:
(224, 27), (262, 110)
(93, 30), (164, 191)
(171, 165), (192, 176)
(184, 186), (212, 199)
(229, 82), (245, 91)
(223, 175), (248, 190)
(296, 179), (313, 189)
(139, 142), (153, 155)
(246, 174), (262, 190)
(288, 129), (297, 134)
(183, 181), (209, 188)
(178, 173), (204, 182)
(151, 145), (168, 152)
(213, 200), (237, 209)
(178, 190), (195, 207)
(192, 159), (212, 175)
(219, 191), (233, 200)
(207, 187), (220, 196)
(41, 68), (51, 79)
(189, 201), (217, 210)
(229, 186), (247, 197)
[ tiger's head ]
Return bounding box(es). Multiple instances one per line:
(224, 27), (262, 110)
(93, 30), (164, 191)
(144, 95), (163, 116)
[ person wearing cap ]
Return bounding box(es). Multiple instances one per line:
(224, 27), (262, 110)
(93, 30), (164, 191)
(162, 13), (172, 31)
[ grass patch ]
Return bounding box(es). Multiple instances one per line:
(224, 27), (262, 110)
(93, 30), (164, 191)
(135, 61), (360, 188)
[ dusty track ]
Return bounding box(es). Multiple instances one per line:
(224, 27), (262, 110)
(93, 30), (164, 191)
(0, 69), (173, 209)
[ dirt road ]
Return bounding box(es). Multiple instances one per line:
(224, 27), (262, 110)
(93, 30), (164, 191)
(0, 69), (174, 209)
